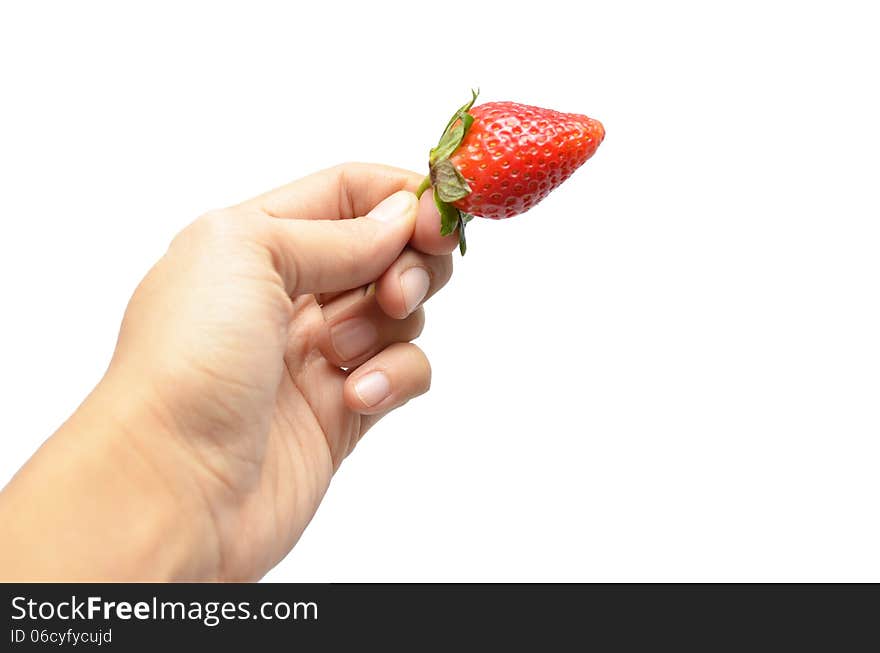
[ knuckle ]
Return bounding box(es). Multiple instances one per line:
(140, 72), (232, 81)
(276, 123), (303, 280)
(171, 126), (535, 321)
(333, 161), (370, 177)
(171, 208), (245, 251)
(196, 208), (248, 240)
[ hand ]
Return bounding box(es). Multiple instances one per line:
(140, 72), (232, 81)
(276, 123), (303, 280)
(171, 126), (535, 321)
(0, 163), (459, 581)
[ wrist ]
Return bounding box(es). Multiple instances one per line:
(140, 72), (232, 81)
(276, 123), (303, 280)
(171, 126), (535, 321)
(0, 376), (220, 581)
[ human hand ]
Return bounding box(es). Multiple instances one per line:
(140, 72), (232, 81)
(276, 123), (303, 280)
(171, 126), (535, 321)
(0, 163), (459, 581)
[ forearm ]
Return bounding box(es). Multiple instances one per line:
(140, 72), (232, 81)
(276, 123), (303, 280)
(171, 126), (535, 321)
(0, 379), (217, 581)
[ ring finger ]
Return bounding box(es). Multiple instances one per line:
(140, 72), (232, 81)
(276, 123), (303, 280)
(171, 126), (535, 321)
(318, 295), (425, 368)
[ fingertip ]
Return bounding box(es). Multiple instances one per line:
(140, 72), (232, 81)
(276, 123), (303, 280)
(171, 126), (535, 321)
(411, 189), (460, 255)
(376, 265), (431, 320)
(375, 268), (409, 320)
(349, 370), (393, 411)
(375, 247), (453, 320)
(365, 190), (418, 230)
(344, 343), (432, 415)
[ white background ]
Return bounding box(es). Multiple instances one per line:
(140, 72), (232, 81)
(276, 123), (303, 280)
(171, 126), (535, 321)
(1, 1), (878, 581)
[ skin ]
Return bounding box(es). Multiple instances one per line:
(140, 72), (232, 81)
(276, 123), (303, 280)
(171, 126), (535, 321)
(0, 163), (459, 581)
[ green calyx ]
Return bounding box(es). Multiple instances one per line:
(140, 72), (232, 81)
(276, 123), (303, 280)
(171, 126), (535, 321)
(416, 88), (479, 255)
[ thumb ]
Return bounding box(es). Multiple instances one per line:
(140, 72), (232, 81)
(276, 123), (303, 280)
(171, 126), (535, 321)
(264, 190), (417, 296)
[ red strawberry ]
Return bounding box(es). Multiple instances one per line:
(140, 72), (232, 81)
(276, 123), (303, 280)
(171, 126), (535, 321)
(417, 90), (604, 254)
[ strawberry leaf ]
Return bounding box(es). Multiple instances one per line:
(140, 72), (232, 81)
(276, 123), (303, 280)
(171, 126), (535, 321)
(434, 187), (461, 237)
(429, 89), (480, 165)
(423, 89), (480, 254)
(431, 159), (471, 203)
(458, 212), (474, 255)
(430, 122), (465, 163)
(438, 88), (479, 138)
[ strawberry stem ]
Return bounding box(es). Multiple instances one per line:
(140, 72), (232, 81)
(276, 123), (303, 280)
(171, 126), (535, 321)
(415, 175), (431, 199)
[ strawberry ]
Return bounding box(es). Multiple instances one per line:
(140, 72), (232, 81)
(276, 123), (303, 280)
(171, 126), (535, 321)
(417, 90), (604, 254)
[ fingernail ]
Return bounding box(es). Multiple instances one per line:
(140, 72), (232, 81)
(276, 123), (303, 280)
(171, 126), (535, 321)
(329, 318), (377, 361)
(367, 191), (416, 223)
(400, 267), (430, 316)
(354, 371), (391, 407)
